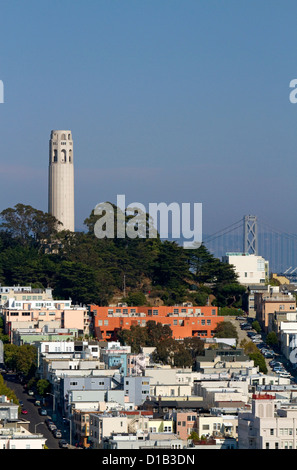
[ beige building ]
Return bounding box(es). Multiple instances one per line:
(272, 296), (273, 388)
(196, 413), (238, 440)
(89, 414), (128, 449)
(0, 286), (53, 308)
(255, 291), (296, 332)
(48, 130), (75, 232)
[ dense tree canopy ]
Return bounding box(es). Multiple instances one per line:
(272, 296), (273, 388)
(213, 321), (238, 341)
(116, 320), (205, 368)
(0, 204), (246, 308)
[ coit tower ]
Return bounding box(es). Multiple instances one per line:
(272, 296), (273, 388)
(48, 130), (75, 232)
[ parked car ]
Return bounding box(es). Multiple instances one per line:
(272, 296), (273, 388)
(39, 408), (47, 416)
(21, 409), (28, 414)
(264, 352), (275, 358)
(18, 400), (24, 407)
(270, 361), (282, 367)
(28, 390), (34, 396)
(45, 417), (52, 426)
(274, 366), (286, 373)
(272, 363), (284, 369)
(53, 429), (62, 438)
(59, 439), (68, 449)
(247, 331), (256, 338)
(48, 423), (57, 432)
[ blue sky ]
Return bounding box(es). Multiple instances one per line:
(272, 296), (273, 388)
(1, 0), (297, 235)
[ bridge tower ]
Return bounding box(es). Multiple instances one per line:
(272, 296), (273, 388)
(243, 215), (258, 255)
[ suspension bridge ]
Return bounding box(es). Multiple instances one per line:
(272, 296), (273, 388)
(203, 215), (297, 279)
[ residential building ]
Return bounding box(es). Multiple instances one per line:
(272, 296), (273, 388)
(195, 413), (238, 439)
(254, 290), (296, 332)
(3, 298), (90, 338)
(0, 395), (19, 421)
(238, 393), (297, 449)
(12, 327), (80, 346)
(90, 304), (223, 341)
(268, 311), (297, 338)
(243, 284), (271, 317)
(0, 426), (46, 449)
(102, 431), (186, 450)
(174, 411), (198, 439)
(195, 347), (255, 374)
(0, 286), (53, 309)
(222, 252), (269, 285)
(123, 376), (151, 406)
(89, 414), (128, 449)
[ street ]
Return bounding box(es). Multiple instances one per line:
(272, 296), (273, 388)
(2, 372), (68, 449)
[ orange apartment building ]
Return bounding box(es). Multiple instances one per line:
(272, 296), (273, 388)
(90, 304), (224, 341)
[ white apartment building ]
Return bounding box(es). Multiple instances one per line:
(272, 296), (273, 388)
(223, 252), (269, 285)
(89, 414), (128, 449)
(238, 393), (297, 449)
(0, 426), (46, 449)
(195, 414), (238, 439)
(279, 322), (297, 363)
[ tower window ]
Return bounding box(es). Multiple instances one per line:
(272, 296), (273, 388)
(61, 149), (67, 162)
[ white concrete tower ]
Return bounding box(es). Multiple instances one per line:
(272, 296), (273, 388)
(48, 130), (75, 232)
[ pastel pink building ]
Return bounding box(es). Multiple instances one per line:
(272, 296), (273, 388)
(3, 298), (90, 339)
(175, 411), (198, 440)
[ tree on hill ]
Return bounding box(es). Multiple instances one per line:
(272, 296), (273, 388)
(122, 291), (147, 306)
(0, 203), (61, 248)
(213, 321), (238, 341)
(0, 204), (248, 309)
